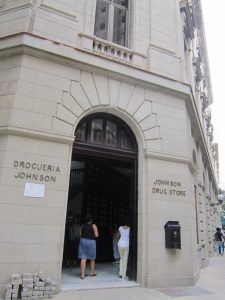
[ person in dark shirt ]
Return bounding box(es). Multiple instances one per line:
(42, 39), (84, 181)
(78, 214), (99, 279)
(214, 227), (224, 255)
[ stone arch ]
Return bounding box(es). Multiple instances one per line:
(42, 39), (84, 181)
(53, 70), (161, 150)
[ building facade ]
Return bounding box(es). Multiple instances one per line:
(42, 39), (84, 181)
(0, 0), (221, 296)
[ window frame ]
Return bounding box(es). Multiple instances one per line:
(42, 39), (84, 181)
(94, 0), (130, 47)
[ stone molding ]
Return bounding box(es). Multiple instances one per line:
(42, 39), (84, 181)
(0, 2), (33, 15)
(40, 1), (78, 22)
(144, 149), (198, 172)
(0, 125), (75, 145)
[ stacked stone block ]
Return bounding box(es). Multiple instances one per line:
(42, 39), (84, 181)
(5, 272), (57, 300)
(5, 274), (22, 299)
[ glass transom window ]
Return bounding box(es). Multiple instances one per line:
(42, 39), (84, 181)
(94, 0), (129, 47)
(75, 114), (136, 152)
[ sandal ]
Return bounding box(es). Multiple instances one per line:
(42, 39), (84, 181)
(90, 273), (97, 276)
(80, 276), (85, 279)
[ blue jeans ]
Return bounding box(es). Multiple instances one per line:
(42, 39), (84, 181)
(215, 241), (224, 255)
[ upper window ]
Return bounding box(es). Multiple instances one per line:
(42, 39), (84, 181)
(94, 0), (129, 47)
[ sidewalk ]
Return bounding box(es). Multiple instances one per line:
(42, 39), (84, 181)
(54, 256), (225, 300)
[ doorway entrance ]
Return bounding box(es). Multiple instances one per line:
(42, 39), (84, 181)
(62, 113), (138, 286)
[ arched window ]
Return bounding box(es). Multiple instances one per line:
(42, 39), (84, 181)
(75, 113), (137, 153)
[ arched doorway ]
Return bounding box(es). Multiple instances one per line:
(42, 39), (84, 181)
(62, 113), (138, 285)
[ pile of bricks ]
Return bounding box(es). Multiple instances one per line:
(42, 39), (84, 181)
(5, 272), (57, 300)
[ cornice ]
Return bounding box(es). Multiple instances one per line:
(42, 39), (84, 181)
(0, 33), (190, 98)
(0, 125), (74, 145)
(0, 3), (33, 15)
(40, 3), (78, 21)
(144, 149), (198, 173)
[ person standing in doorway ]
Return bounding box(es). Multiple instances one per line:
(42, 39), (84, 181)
(112, 226), (120, 263)
(117, 218), (130, 279)
(63, 210), (74, 267)
(78, 214), (99, 279)
(69, 214), (80, 266)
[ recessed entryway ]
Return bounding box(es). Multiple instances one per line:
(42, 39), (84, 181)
(61, 113), (138, 289)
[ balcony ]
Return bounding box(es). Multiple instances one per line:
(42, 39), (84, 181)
(92, 40), (133, 64)
(78, 32), (146, 68)
(204, 109), (211, 128)
(207, 125), (213, 143)
(193, 56), (203, 82)
(200, 91), (209, 110)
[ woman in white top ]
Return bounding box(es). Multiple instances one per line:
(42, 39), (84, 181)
(117, 220), (130, 279)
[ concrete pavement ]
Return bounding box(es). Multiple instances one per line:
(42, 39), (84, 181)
(54, 256), (225, 300)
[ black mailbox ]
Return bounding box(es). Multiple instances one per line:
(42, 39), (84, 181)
(164, 221), (181, 249)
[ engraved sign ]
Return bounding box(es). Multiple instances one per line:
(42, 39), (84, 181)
(24, 183), (45, 198)
(152, 179), (186, 197)
(13, 160), (60, 183)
